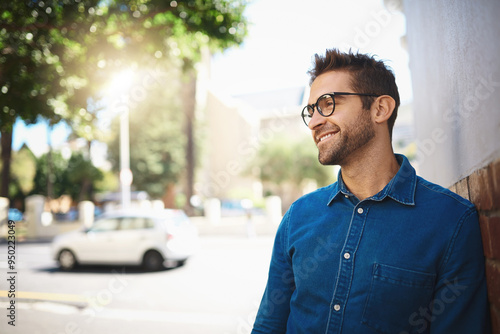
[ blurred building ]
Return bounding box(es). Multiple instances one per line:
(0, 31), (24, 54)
(197, 86), (308, 204)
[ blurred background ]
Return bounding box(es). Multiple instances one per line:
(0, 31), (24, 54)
(1, 0), (499, 333)
(0, 0), (412, 230)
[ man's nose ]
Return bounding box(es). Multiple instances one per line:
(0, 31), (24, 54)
(308, 108), (326, 130)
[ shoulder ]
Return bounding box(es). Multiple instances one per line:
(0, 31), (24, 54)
(294, 182), (337, 206)
(415, 176), (476, 212)
(282, 182), (338, 220)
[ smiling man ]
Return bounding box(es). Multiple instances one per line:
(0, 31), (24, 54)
(251, 49), (490, 334)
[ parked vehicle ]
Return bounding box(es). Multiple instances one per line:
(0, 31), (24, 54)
(8, 208), (23, 221)
(51, 209), (199, 271)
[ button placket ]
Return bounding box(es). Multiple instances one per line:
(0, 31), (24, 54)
(327, 204), (369, 333)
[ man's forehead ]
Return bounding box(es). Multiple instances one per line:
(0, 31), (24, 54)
(308, 71), (353, 102)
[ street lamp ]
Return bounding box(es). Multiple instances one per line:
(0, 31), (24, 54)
(108, 69), (135, 209)
(119, 109), (132, 209)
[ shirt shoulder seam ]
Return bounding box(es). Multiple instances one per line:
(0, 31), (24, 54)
(438, 206), (477, 271)
(417, 177), (475, 209)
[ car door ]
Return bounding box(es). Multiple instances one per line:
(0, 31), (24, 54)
(76, 217), (120, 263)
(111, 216), (156, 264)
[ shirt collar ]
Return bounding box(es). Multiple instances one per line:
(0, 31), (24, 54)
(328, 154), (417, 206)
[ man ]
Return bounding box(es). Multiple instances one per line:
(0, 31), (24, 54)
(251, 49), (490, 333)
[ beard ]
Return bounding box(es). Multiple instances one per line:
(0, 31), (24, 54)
(317, 111), (375, 165)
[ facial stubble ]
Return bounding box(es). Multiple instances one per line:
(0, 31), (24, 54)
(318, 111), (375, 166)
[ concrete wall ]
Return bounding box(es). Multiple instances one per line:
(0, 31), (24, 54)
(404, 0), (500, 331)
(404, 0), (500, 187)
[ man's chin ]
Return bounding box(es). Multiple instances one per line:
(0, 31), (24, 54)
(318, 154), (342, 166)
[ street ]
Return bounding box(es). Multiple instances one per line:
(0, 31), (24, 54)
(0, 234), (275, 334)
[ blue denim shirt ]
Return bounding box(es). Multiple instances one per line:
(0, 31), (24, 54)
(252, 155), (490, 334)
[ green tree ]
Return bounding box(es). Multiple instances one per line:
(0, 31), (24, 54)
(0, 0), (102, 197)
(65, 152), (103, 201)
(31, 151), (104, 202)
(4, 144), (36, 209)
(250, 135), (335, 199)
(31, 151), (71, 199)
(0, 0), (248, 201)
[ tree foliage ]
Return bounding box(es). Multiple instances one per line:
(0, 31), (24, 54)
(251, 135), (335, 195)
(0, 0), (248, 198)
(31, 151), (103, 202)
(0, 0), (247, 131)
(5, 145), (36, 208)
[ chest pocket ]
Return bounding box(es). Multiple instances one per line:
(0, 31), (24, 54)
(361, 263), (436, 334)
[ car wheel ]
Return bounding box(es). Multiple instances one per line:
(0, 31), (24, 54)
(58, 249), (77, 271)
(142, 251), (164, 271)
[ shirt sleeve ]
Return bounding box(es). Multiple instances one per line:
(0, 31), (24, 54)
(430, 208), (491, 333)
(252, 206), (295, 334)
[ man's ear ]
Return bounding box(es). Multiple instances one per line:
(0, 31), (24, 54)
(372, 95), (396, 124)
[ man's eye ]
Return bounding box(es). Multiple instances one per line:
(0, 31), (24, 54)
(319, 98), (334, 110)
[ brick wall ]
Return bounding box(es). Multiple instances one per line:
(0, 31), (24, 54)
(449, 158), (500, 333)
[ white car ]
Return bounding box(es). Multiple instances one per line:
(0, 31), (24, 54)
(52, 209), (200, 271)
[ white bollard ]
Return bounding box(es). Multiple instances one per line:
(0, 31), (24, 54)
(152, 200), (165, 211)
(79, 201), (95, 229)
(0, 197), (8, 225)
(204, 198), (221, 226)
(25, 195), (45, 239)
(265, 196), (282, 225)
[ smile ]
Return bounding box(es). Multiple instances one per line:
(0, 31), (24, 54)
(316, 131), (338, 144)
(320, 133), (333, 142)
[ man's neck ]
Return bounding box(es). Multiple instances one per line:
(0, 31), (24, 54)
(339, 146), (400, 201)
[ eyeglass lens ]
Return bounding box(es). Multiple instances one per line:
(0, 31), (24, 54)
(302, 95), (335, 126)
(317, 95), (334, 115)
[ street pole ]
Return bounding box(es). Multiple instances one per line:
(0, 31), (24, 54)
(109, 68), (135, 211)
(119, 108), (132, 209)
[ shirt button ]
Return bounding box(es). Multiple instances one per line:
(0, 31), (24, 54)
(357, 207), (364, 214)
(344, 194), (349, 198)
(334, 304), (341, 311)
(343, 252), (351, 260)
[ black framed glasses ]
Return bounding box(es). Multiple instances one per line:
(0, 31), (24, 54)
(301, 92), (380, 126)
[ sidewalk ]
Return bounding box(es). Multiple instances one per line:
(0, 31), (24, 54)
(191, 215), (279, 237)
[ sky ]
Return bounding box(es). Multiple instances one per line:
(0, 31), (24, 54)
(209, 0), (411, 100)
(12, 0), (412, 156)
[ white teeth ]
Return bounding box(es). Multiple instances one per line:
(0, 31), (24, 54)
(320, 133), (333, 142)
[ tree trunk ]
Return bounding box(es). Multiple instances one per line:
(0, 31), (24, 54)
(162, 183), (176, 209)
(182, 67), (197, 216)
(0, 129), (13, 198)
(79, 178), (91, 202)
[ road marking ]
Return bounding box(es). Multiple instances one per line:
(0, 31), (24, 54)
(0, 295), (238, 326)
(0, 290), (87, 303)
(82, 308), (237, 326)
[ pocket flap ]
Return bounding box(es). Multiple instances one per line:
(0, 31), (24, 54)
(373, 263), (436, 289)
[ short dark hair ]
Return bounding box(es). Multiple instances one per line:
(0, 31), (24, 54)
(308, 49), (400, 139)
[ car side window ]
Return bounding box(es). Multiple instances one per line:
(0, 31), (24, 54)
(90, 218), (119, 232)
(119, 217), (155, 230)
(120, 217), (142, 230)
(144, 218), (155, 229)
